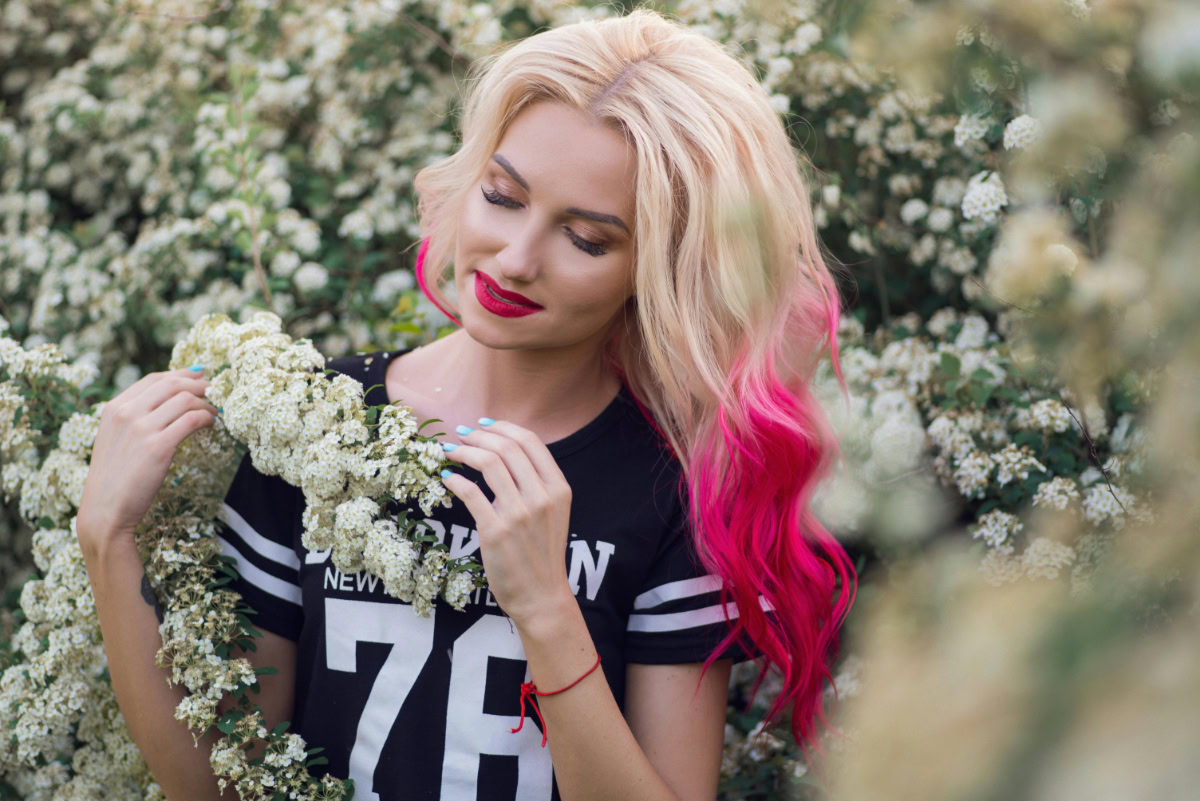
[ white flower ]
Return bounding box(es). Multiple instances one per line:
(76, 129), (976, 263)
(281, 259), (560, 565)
(848, 230), (875, 255)
(984, 208), (1082, 304)
(953, 114), (991, 149)
(269, 250), (301, 278)
(1022, 537), (1076, 580)
(292, 262), (329, 292)
(370, 270), (415, 304)
(821, 184), (841, 208)
(961, 171), (1008, 224)
(1003, 114), (1043, 150)
(927, 207), (954, 232)
(899, 198), (929, 225)
(338, 209), (374, 240)
(1032, 476), (1081, 511)
(971, 509), (1023, 554)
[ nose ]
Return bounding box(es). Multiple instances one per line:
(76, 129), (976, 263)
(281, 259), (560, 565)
(493, 218), (545, 283)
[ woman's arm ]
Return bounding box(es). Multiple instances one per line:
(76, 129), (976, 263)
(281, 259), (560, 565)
(80, 525), (298, 801)
(624, 660), (731, 801)
(76, 365), (297, 801)
(516, 590), (731, 801)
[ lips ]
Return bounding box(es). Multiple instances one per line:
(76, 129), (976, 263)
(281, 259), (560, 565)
(475, 271), (542, 308)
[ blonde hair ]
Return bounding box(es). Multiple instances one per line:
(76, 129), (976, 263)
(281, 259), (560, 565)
(413, 6), (856, 764)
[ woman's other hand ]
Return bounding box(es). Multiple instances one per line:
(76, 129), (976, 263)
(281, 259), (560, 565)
(76, 365), (219, 548)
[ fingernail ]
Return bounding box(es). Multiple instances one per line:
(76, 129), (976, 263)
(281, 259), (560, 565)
(441, 443), (457, 452)
(211, 414), (217, 422)
(455, 425), (474, 436)
(478, 417), (495, 426)
(189, 364), (205, 372)
(441, 469), (453, 479)
(217, 408), (224, 413)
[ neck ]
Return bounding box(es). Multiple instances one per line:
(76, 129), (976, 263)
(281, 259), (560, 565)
(437, 329), (620, 429)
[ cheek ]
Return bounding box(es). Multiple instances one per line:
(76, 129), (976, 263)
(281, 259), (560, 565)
(457, 195), (489, 243)
(559, 269), (631, 313)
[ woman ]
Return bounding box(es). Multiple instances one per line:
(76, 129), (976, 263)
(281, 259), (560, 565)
(76, 7), (856, 801)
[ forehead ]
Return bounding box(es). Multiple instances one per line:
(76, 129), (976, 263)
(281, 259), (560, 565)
(492, 101), (636, 219)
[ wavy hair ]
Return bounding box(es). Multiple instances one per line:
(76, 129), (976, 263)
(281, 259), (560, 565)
(411, 5), (856, 764)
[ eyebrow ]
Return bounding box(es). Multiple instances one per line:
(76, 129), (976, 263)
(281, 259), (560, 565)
(491, 154), (631, 234)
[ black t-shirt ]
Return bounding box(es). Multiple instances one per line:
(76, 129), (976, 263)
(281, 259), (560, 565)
(215, 347), (762, 801)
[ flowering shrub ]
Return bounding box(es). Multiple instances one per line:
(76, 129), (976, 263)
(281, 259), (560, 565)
(1, 0), (1195, 797)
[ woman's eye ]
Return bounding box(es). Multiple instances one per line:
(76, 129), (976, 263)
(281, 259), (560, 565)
(481, 186), (608, 257)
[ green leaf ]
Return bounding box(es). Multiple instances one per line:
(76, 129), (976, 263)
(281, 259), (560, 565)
(271, 721), (291, 736)
(216, 709), (244, 734)
(970, 382), (994, 407)
(306, 756), (329, 768)
(939, 352), (961, 378)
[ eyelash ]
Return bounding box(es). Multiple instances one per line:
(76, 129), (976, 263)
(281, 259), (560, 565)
(480, 186), (609, 257)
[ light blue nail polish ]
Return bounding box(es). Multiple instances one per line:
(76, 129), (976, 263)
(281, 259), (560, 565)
(478, 417), (495, 426)
(189, 364), (205, 371)
(441, 469), (453, 479)
(455, 425), (474, 436)
(217, 408), (223, 413)
(441, 443), (457, 452)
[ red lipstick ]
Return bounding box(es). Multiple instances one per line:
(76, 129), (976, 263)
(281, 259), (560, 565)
(474, 272), (544, 318)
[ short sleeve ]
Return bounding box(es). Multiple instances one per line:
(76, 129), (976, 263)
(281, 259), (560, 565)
(214, 450), (305, 642)
(624, 499), (767, 666)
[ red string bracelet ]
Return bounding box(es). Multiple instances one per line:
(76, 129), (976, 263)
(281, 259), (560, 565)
(511, 653), (602, 748)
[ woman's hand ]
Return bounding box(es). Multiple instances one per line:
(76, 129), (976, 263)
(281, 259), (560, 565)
(76, 365), (220, 548)
(439, 419), (575, 629)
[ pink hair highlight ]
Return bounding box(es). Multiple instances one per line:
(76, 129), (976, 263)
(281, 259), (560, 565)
(414, 235), (463, 329)
(675, 263), (856, 771)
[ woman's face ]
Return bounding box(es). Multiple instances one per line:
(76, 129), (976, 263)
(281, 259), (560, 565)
(454, 100), (637, 347)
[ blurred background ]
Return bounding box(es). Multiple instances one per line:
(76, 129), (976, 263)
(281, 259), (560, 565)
(1, 0), (1197, 798)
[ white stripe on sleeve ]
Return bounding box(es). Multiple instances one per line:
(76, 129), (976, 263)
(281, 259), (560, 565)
(217, 536), (303, 606)
(627, 594), (775, 633)
(219, 502), (301, 570)
(632, 574), (723, 610)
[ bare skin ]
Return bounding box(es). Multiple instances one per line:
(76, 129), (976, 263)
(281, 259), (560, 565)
(392, 99), (638, 447)
(386, 331), (624, 447)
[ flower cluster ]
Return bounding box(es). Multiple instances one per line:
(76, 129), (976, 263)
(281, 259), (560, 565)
(810, 306), (1154, 598)
(0, 314), (481, 798)
(176, 312), (482, 615)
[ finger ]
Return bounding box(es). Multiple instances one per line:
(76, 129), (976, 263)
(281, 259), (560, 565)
(131, 375), (214, 417)
(146, 389), (219, 432)
(442, 438), (524, 512)
(440, 468), (500, 531)
(161, 406), (217, 449)
(452, 426), (547, 496)
(121, 365), (207, 406)
(469, 419), (565, 490)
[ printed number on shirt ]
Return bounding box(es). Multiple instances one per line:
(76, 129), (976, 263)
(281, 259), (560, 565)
(324, 599), (553, 801)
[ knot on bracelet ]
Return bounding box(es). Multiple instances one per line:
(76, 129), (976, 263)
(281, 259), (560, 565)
(510, 653), (602, 749)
